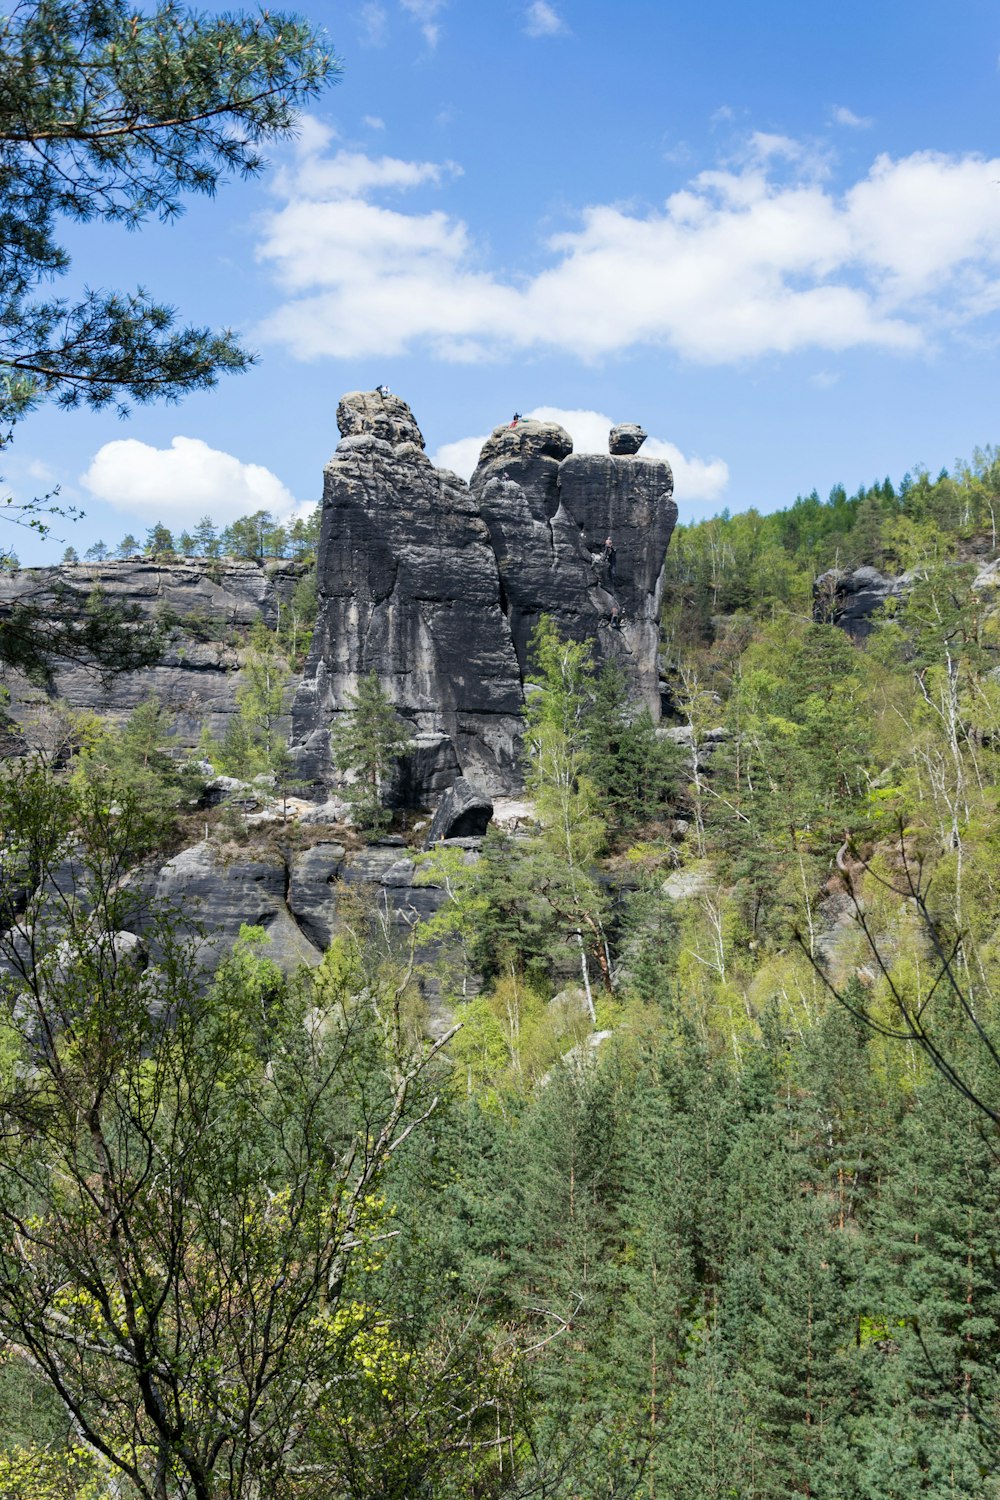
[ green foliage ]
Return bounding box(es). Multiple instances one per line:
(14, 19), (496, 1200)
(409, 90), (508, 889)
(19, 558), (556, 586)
(584, 659), (682, 832)
(0, 0), (338, 423)
(209, 619), (291, 781)
(0, 762), (526, 1497)
(329, 670), (415, 832)
(0, 578), (163, 684)
(69, 696), (204, 853)
(143, 520), (174, 557)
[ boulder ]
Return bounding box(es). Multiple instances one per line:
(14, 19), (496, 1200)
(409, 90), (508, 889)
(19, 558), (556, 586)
(609, 423), (647, 455)
(814, 565), (904, 638)
(423, 776), (494, 845)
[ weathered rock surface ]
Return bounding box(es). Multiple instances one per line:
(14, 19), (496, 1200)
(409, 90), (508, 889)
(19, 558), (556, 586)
(146, 842), (321, 973)
(291, 392), (525, 802)
(136, 831), (461, 1027)
(287, 842), (347, 949)
(609, 423), (647, 456)
(471, 418), (677, 717)
(0, 559), (306, 750)
(424, 775), (494, 846)
(4, 392), (681, 817)
(814, 565), (905, 638)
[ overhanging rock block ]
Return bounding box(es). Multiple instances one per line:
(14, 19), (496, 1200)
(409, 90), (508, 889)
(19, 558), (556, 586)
(424, 776), (494, 846)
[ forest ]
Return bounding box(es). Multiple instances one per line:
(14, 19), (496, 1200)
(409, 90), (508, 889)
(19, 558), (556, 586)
(3, 450), (1000, 1496)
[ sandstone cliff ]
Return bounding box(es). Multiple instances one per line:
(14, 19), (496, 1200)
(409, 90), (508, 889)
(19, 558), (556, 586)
(1, 391), (679, 808)
(0, 558), (306, 750)
(293, 393), (678, 800)
(290, 392), (525, 801)
(471, 415), (676, 718)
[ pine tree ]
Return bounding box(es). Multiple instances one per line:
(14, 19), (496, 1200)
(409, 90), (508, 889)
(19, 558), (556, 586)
(0, 2), (336, 424)
(193, 515), (220, 558)
(329, 671), (415, 832)
(144, 521), (175, 557)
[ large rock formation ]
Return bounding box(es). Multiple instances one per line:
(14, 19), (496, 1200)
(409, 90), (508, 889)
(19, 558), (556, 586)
(2, 392), (679, 809)
(814, 565), (906, 638)
(471, 417), (677, 717)
(291, 392), (525, 800)
(293, 394), (677, 802)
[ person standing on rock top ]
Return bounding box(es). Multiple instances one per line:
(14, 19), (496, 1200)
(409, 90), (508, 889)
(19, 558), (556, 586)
(509, 412), (521, 428)
(376, 383), (391, 398)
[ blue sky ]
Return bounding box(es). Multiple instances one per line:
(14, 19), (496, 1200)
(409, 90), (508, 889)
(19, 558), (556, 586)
(7, 0), (1000, 562)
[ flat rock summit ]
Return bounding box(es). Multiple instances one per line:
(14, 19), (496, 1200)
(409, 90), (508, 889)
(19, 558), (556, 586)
(292, 391), (678, 800)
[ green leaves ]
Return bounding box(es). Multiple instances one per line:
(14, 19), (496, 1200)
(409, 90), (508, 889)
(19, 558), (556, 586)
(329, 671), (414, 833)
(0, 1), (339, 419)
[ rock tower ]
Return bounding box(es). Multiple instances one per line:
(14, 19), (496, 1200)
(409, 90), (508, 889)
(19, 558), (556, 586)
(291, 392), (678, 802)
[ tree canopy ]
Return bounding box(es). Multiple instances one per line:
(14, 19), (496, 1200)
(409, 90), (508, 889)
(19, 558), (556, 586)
(0, 0), (338, 423)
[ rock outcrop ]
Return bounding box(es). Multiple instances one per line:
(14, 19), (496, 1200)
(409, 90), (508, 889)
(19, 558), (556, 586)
(293, 397), (677, 799)
(291, 392), (525, 801)
(609, 423), (647, 456)
(471, 417), (677, 717)
(0, 559), (306, 750)
(814, 565), (905, 638)
(424, 776), (494, 845)
(4, 392), (680, 811)
(139, 831), (465, 1028)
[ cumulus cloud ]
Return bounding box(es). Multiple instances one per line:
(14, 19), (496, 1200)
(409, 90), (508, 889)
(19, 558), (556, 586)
(81, 438), (297, 527)
(274, 147), (456, 202)
(832, 105), (873, 128)
(362, 115), (386, 131)
(256, 133), (1000, 366)
(431, 407), (729, 505)
(524, 2), (568, 37)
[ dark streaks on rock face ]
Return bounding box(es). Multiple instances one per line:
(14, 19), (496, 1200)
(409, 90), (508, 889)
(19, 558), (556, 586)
(291, 392), (524, 801)
(3, 392), (680, 812)
(0, 559), (305, 751)
(471, 420), (677, 718)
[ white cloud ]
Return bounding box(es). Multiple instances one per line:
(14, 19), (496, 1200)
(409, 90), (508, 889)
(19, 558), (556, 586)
(431, 407), (729, 504)
(362, 115), (386, 131)
(433, 435), (488, 481)
(524, 2), (568, 37)
(832, 105), (873, 128)
(256, 134), (1000, 366)
(273, 147), (455, 203)
(81, 438), (298, 527)
(359, 1), (388, 46)
(400, 0), (445, 46)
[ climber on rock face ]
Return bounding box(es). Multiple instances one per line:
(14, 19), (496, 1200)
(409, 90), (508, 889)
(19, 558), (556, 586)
(602, 535), (617, 587)
(376, 383), (391, 398)
(509, 412), (521, 429)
